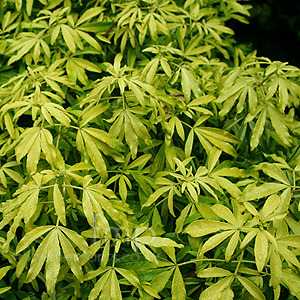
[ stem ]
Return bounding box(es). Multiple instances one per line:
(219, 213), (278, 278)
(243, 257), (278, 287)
(112, 250), (117, 268)
(40, 185), (55, 190)
(293, 170), (296, 191)
(257, 69), (277, 86)
(177, 257), (256, 267)
(63, 184), (84, 190)
(234, 250), (244, 275)
(122, 94), (126, 110)
(56, 125), (61, 149)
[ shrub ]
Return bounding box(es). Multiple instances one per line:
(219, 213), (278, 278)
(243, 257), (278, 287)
(0, 0), (300, 299)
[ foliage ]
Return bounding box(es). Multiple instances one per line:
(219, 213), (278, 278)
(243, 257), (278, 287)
(0, 0), (300, 299)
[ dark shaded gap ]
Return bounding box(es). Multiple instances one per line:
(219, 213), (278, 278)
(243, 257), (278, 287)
(228, 0), (300, 67)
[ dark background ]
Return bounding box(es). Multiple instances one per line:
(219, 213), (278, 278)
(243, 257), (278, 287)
(228, 0), (300, 67)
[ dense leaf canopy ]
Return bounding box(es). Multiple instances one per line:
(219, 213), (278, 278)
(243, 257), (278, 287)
(0, 0), (300, 299)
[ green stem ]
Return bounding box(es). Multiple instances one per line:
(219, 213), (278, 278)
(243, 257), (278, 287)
(234, 250), (244, 275)
(257, 69), (277, 86)
(62, 184), (84, 190)
(177, 257), (256, 267)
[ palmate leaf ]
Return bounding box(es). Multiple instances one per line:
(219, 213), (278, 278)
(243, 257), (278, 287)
(0, 173), (48, 250)
(130, 225), (183, 265)
(180, 66), (201, 102)
(186, 205), (250, 260)
(6, 32), (49, 65)
(82, 177), (133, 231)
(0, 161), (23, 188)
(248, 102), (293, 149)
(186, 116), (240, 156)
(66, 57), (102, 84)
(217, 79), (257, 116)
(108, 108), (153, 159)
(16, 226), (91, 293)
(15, 127), (64, 174)
(87, 267), (152, 300)
(41, 102), (71, 127)
(194, 127), (240, 157)
(76, 127), (125, 179)
(208, 163), (248, 199)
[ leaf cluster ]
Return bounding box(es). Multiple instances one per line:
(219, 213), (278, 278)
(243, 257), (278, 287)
(0, 0), (300, 299)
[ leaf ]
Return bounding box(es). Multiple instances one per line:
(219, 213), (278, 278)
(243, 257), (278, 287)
(198, 267), (232, 278)
(185, 220), (233, 237)
(225, 231), (239, 262)
(254, 230), (268, 272)
(53, 184), (66, 226)
(59, 226), (91, 256)
(101, 240), (110, 268)
(115, 267), (142, 289)
(278, 235), (300, 248)
(237, 276), (266, 300)
(77, 128), (125, 179)
(260, 163), (290, 185)
(61, 24), (76, 53)
(142, 185), (172, 208)
(208, 147), (222, 173)
(175, 203), (192, 233)
(261, 194), (281, 218)
(0, 265), (11, 281)
(81, 102), (110, 126)
(240, 229), (259, 249)
(127, 111), (152, 146)
(136, 236), (183, 248)
(0, 287), (11, 295)
(199, 276), (233, 300)
(45, 229), (60, 293)
(201, 230), (235, 255)
(58, 230), (83, 282)
(220, 287), (234, 300)
(76, 7), (105, 26)
(250, 108), (267, 150)
(211, 204), (238, 226)
(267, 105), (292, 146)
(241, 183), (286, 201)
(195, 128), (239, 157)
(135, 243), (158, 265)
(146, 269), (173, 295)
(281, 268), (300, 299)
(216, 176), (242, 198)
(16, 225), (54, 254)
(127, 154), (152, 169)
(124, 113), (139, 159)
(88, 269), (111, 300)
(15, 127), (41, 174)
(270, 250), (282, 288)
(42, 103), (71, 126)
(172, 267), (186, 300)
(84, 184), (131, 229)
(110, 269), (122, 300)
(25, 229), (55, 283)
